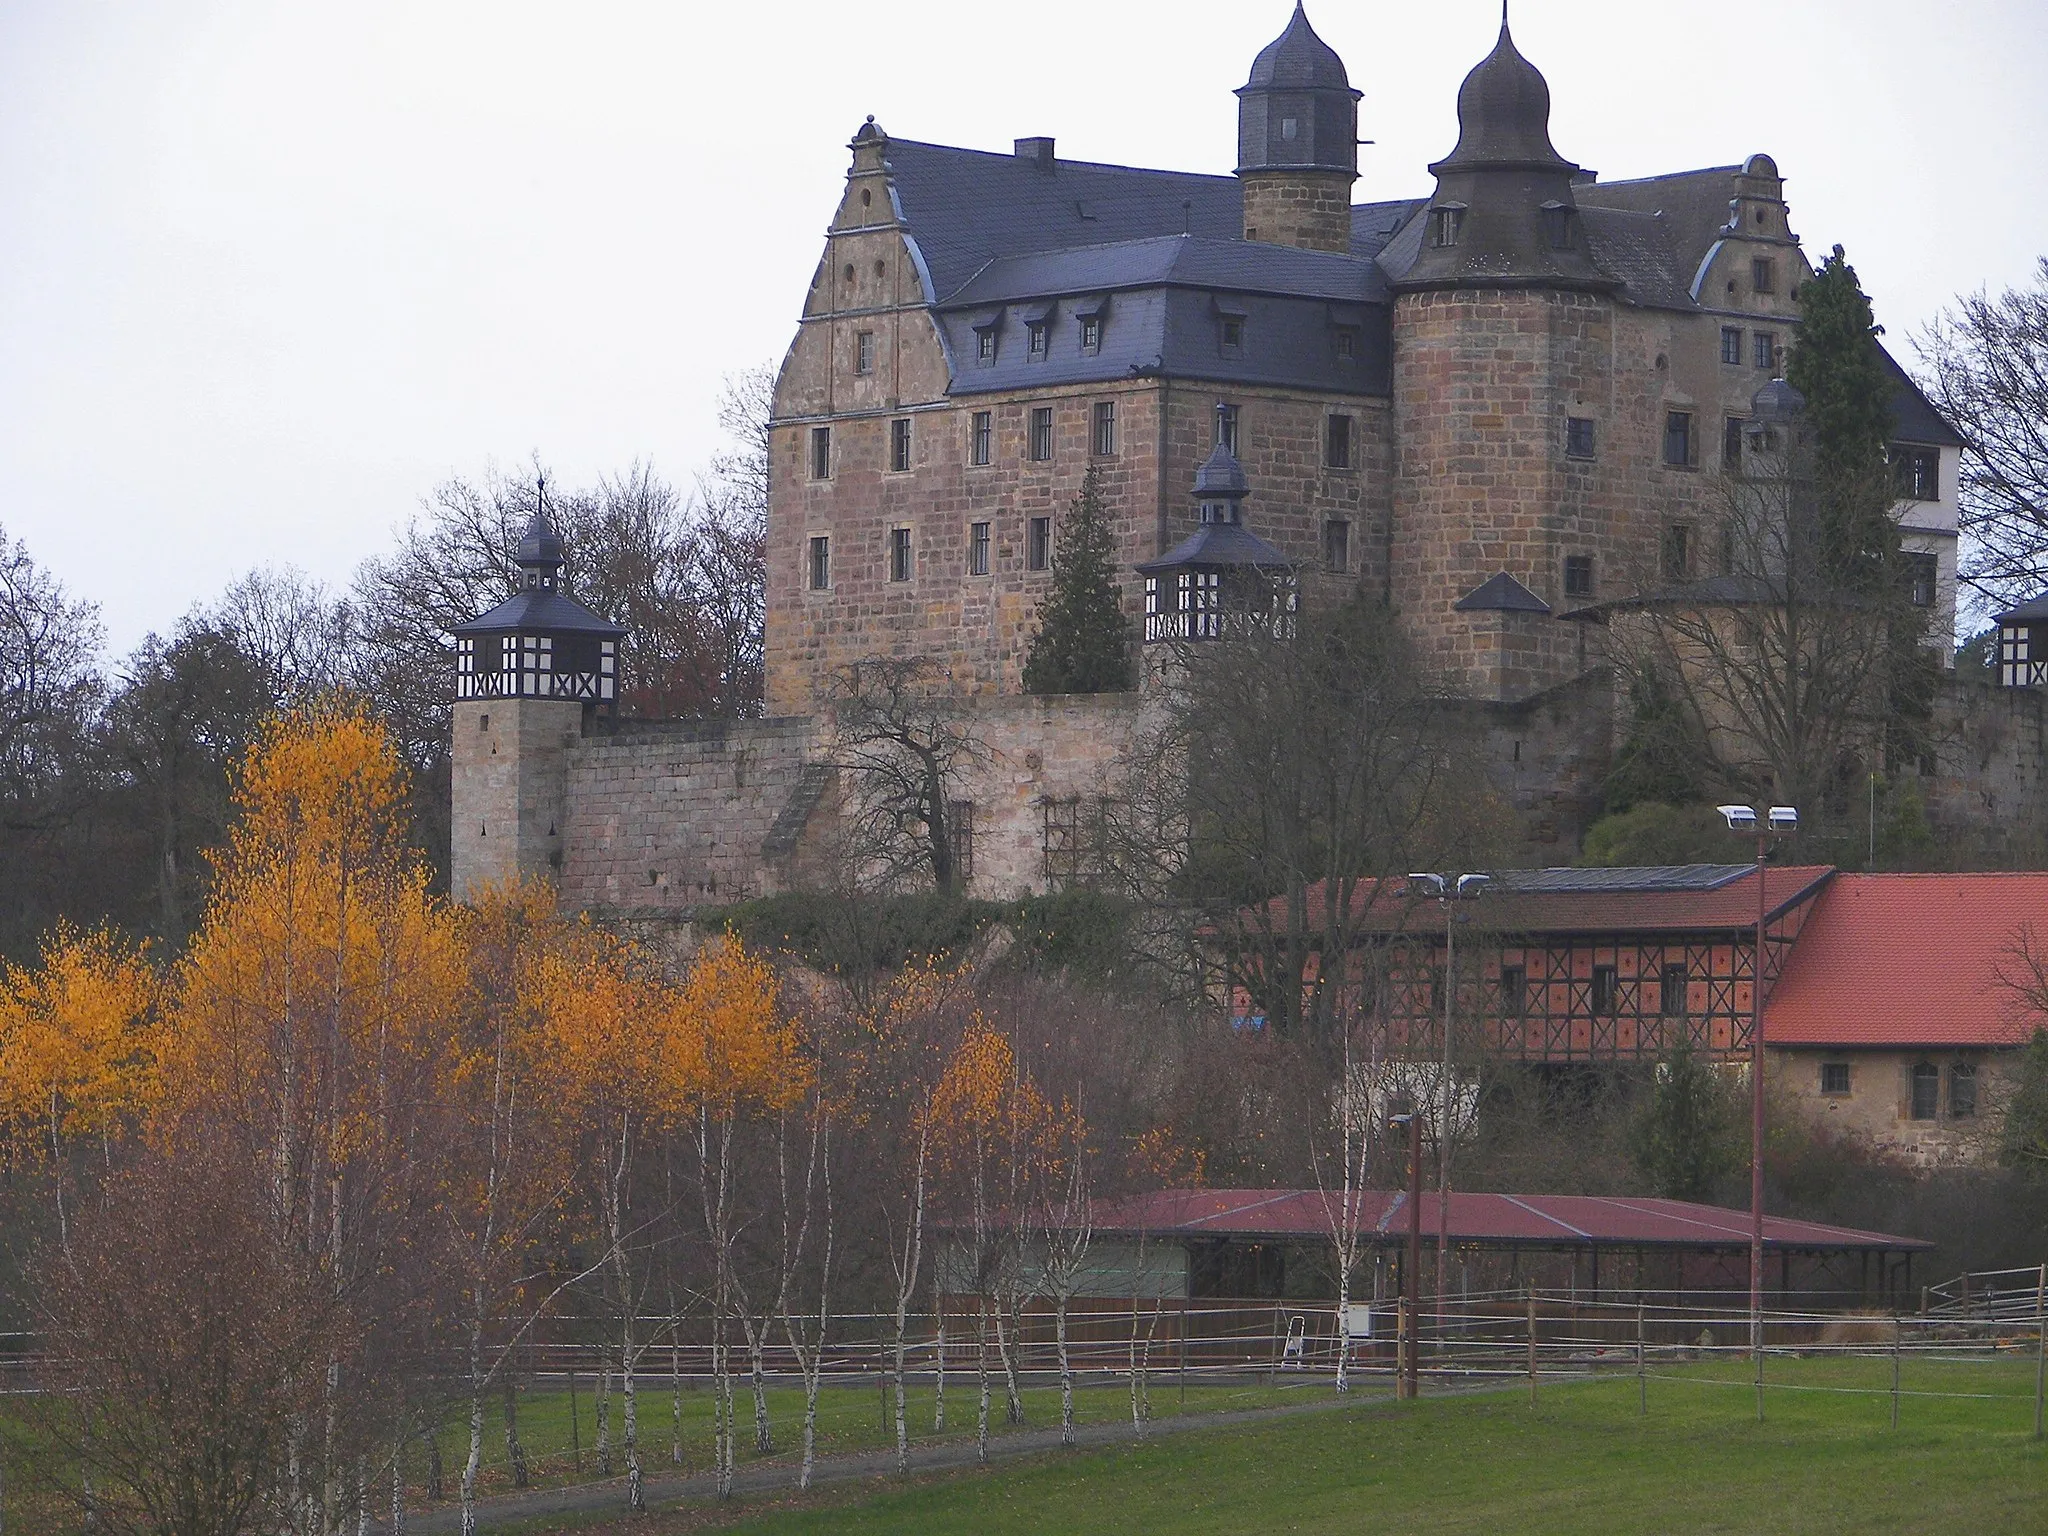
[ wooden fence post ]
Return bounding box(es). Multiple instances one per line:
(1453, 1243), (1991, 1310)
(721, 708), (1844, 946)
(1890, 1317), (1901, 1432)
(569, 1367), (583, 1473)
(1527, 1290), (1538, 1408)
(2033, 1263), (2046, 1441)
(1636, 1300), (1647, 1417)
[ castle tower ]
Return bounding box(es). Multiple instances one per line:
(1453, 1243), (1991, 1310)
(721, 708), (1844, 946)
(449, 499), (625, 901)
(1389, 18), (1619, 700)
(1236, 3), (1361, 254)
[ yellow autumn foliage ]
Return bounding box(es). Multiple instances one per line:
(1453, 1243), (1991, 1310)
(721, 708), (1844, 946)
(0, 924), (159, 1153)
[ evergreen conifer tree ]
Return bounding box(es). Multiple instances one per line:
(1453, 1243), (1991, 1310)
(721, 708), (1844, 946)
(1021, 466), (1135, 695)
(1785, 244), (1898, 586)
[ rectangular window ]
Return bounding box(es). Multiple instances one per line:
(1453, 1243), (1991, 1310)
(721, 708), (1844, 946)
(976, 328), (997, 364)
(1721, 327), (1743, 365)
(1662, 525), (1690, 584)
(888, 526), (912, 583)
(1752, 257), (1776, 294)
(1660, 962), (1688, 1018)
(1334, 327), (1357, 360)
(1754, 331), (1777, 370)
(1027, 515), (1052, 572)
(1591, 965), (1618, 1016)
(1217, 404), (1239, 454)
(1820, 1062), (1851, 1097)
(855, 330), (875, 375)
(1724, 415), (1746, 473)
(1029, 406), (1054, 462)
(1663, 410), (1695, 468)
(969, 520), (990, 577)
(1079, 316), (1102, 354)
(1950, 1063), (1977, 1119)
(1563, 554), (1594, 600)
(807, 534), (831, 591)
(890, 417), (911, 473)
(970, 410), (992, 467)
(1027, 320), (1049, 360)
(1905, 551), (1938, 608)
(1219, 317), (1244, 350)
(1894, 447), (1939, 500)
(1323, 518), (1351, 574)
(948, 800), (975, 881)
(1565, 416), (1596, 461)
(1325, 414), (1353, 470)
(1499, 965), (1526, 1017)
(1431, 205), (1464, 248)
(809, 426), (832, 480)
(1909, 1062), (1940, 1121)
(1093, 400), (1118, 457)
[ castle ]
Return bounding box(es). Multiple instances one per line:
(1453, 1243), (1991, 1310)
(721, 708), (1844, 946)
(449, 7), (2034, 915)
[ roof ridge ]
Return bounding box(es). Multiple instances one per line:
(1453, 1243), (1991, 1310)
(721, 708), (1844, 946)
(885, 136), (1237, 185)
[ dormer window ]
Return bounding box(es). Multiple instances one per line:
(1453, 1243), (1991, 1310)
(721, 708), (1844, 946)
(1079, 316), (1100, 353)
(1213, 297), (1247, 355)
(1027, 321), (1049, 360)
(1431, 205), (1466, 248)
(1541, 202), (1575, 250)
(972, 313), (1001, 365)
(1334, 327), (1357, 360)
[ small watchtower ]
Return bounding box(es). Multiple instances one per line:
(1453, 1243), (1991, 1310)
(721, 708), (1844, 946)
(1137, 411), (1297, 643)
(449, 498), (625, 901)
(1995, 595), (2048, 689)
(1235, 3), (1360, 254)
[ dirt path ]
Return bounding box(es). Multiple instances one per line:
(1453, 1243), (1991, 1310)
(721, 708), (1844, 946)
(397, 1391), (1384, 1533)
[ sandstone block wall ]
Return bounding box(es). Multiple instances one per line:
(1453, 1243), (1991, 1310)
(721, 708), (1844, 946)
(1774, 1046), (2008, 1168)
(452, 697), (584, 901)
(1240, 171), (1356, 255)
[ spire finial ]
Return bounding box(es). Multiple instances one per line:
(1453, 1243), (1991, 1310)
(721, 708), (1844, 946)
(1502, 0), (1510, 28)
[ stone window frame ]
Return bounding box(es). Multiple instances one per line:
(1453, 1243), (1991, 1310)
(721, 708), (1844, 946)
(1325, 413), (1354, 471)
(806, 534), (832, 592)
(968, 520), (991, 578)
(1949, 1061), (1978, 1119)
(1720, 327), (1744, 366)
(1092, 400), (1118, 458)
(1026, 515), (1052, 572)
(1322, 518), (1351, 574)
(1907, 1060), (1940, 1121)
(969, 410), (993, 468)
(1564, 416), (1596, 462)
(1662, 524), (1691, 584)
(809, 426), (832, 481)
(887, 524), (913, 584)
(1820, 1061), (1851, 1097)
(889, 417), (912, 474)
(1029, 406), (1055, 462)
(1752, 256), (1777, 295)
(1753, 330), (1778, 371)
(855, 329), (876, 375)
(1662, 409), (1697, 470)
(1563, 554), (1595, 601)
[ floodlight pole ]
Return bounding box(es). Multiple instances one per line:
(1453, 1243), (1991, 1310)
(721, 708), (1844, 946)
(1749, 822), (1767, 1398)
(1393, 1111), (1422, 1400)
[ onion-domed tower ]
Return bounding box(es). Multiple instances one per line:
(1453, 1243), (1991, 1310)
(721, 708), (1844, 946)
(1236, 3), (1361, 254)
(1388, 19), (1620, 701)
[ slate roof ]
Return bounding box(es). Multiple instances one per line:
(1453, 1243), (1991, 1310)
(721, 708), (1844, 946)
(1766, 873), (2048, 1049)
(1880, 344), (1966, 448)
(452, 589), (625, 638)
(1135, 521), (1295, 574)
(1994, 593), (2048, 625)
(941, 234), (1390, 307)
(1087, 1187), (1927, 1252)
(1575, 166), (1745, 288)
(1454, 571), (1551, 614)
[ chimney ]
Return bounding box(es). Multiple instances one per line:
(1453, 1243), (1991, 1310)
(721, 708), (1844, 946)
(1014, 137), (1056, 173)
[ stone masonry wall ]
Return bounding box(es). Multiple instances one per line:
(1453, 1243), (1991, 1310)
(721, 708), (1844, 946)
(1240, 171), (1356, 256)
(452, 697), (584, 901)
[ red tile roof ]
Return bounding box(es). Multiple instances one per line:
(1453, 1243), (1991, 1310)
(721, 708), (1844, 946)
(1288, 865), (1835, 936)
(1088, 1187), (1926, 1251)
(1765, 872), (2048, 1048)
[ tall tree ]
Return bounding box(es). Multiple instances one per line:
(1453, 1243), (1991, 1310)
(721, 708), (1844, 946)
(1629, 1040), (1742, 1201)
(0, 522), (104, 825)
(1922, 257), (2048, 609)
(828, 657), (985, 894)
(1021, 467), (1135, 695)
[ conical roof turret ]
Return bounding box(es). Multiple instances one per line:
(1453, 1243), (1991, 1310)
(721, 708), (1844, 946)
(1436, 20), (1571, 172)
(1235, 3), (1361, 178)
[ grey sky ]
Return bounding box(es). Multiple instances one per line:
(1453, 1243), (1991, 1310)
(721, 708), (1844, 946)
(3, 0), (2043, 658)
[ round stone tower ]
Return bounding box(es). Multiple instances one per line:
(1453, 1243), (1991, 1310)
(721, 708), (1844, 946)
(1236, 3), (1360, 254)
(1389, 19), (1620, 701)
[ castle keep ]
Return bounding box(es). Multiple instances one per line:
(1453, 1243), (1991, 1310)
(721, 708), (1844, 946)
(452, 7), (2011, 914)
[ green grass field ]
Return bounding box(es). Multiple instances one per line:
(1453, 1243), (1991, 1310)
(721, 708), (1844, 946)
(599, 1356), (2048, 1536)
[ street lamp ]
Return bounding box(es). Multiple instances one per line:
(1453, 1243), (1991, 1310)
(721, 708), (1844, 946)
(1408, 872), (1489, 1324)
(1717, 801), (1798, 1408)
(1388, 1110), (1422, 1400)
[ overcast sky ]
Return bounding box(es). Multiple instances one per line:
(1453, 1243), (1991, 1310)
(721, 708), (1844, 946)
(3, 0), (2044, 658)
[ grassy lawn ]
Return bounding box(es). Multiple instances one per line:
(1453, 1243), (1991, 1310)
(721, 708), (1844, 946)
(412, 1372), (1323, 1503)
(644, 1357), (2048, 1536)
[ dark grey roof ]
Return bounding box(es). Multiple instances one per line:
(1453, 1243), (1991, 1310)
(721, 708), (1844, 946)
(515, 510), (565, 570)
(1436, 22), (1573, 173)
(1575, 166), (1743, 290)
(1194, 437), (1251, 499)
(1493, 865), (1752, 894)
(1351, 198), (1427, 260)
(881, 138), (1243, 304)
(1136, 521), (1295, 574)
(1577, 206), (1693, 310)
(941, 234), (1391, 307)
(1879, 343), (1965, 449)
(1752, 376), (1807, 419)
(1242, 3), (1353, 93)
(453, 589), (626, 638)
(1454, 571), (1551, 613)
(1994, 593), (2048, 625)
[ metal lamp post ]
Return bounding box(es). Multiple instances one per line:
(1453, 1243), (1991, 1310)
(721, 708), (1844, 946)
(1408, 872), (1489, 1324)
(1389, 1110), (1422, 1399)
(1716, 801), (1798, 1406)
